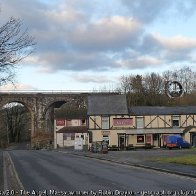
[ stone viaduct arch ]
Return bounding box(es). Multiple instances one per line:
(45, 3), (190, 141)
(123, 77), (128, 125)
(0, 92), (88, 142)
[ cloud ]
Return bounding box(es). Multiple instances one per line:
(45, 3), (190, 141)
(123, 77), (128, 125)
(117, 32), (196, 69)
(119, 56), (162, 69)
(1, 0), (141, 72)
(0, 83), (37, 91)
(73, 74), (114, 84)
(155, 34), (196, 51)
(68, 16), (142, 51)
(121, 0), (196, 23)
(120, 0), (171, 23)
(31, 51), (120, 73)
(1, 0), (196, 77)
(141, 33), (196, 63)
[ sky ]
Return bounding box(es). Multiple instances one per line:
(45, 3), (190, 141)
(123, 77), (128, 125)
(0, 0), (196, 91)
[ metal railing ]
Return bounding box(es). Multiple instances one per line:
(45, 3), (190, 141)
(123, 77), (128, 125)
(0, 89), (121, 94)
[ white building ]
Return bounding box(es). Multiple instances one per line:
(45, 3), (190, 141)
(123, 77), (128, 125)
(54, 118), (88, 149)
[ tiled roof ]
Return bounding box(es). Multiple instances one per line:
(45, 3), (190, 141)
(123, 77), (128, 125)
(56, 126), (88, 133)
(129, 106), (196, 115)
(87, 94), (128, 115)
(54, 108), (87, 119)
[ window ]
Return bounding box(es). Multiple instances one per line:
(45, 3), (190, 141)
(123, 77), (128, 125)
(63, 133), (75, 140)
(63, 133), (68, 140)
(153, 134), (159, 141)
(66, 120), (72, 126)
(102, 116), (109, 129)
(102, 135), (109, 144)
(71, 133), (75, 140)
(137, 135), (144, 143)
(172, 116), (180, 127)
(81, 119), (86, 125)
(136, 117), (144, 128)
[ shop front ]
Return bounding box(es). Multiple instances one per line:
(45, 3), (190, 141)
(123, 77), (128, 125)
(125, 129), (184, 148)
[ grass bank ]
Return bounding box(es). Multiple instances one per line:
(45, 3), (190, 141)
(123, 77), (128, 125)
(155, 154), (196, 166)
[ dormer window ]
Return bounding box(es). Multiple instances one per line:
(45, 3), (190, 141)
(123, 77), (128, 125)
(172, 116), (180, 127)
(102, 116), (109, 129)
(136, 117), (144, 128)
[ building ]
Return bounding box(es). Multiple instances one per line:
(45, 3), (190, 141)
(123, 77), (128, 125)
(128, 106), (196, 148)
(88, 94), (129, 149)
(54, 117), (88, 149)
(87, 94), (196, 149)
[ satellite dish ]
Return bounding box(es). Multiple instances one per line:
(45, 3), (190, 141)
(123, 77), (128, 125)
(165, 81), (184, 98)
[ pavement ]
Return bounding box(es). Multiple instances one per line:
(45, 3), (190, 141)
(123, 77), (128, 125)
(57, 148), (196, 179)
(0, 150), (3, 190)
(1, 150), (24, 193)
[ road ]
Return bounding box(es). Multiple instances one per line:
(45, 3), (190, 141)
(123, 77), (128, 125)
(8, 150), (196, 195)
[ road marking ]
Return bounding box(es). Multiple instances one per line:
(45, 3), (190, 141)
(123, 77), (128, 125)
(3, 151), (25, 190)
(3, 151), (8, 190)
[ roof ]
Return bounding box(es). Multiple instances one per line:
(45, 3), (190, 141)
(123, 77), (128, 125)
(56, 126), (88, 133)
(129, 106), (196, 116)
(87, 94), (128, 115)
(55, 108), (87, 119)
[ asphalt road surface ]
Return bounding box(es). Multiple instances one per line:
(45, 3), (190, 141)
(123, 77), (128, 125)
(9, 150), (196, 195)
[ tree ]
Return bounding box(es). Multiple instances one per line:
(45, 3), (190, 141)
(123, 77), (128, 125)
(119, 75), (132, 93)
(0, 17), (36, 85)
(143, 73), (166, 105)
(1, 103), (31, 143)
(162, 66), (195, 94)
(119, 74), (146, 106)
(118, 66), (195, 106)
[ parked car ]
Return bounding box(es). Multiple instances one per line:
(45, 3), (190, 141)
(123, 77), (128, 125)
(166, 135), (191, 149)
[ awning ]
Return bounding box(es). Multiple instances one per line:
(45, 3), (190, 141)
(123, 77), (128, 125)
(56, 126), (88, 133)
(183, 126), (196, 133)
(125, 129), (183, 134)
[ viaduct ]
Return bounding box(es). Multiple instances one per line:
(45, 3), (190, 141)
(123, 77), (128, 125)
(0, 91), (89, 140)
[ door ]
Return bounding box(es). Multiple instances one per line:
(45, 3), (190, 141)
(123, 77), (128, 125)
(192, 133), (196, 147)
(118, 134), (125, 150)
(153, 134), (160, 147)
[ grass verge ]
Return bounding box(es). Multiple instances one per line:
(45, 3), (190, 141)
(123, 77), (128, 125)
(155, 155), (196, 166)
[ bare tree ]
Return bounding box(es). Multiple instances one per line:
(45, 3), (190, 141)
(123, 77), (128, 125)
(143, 73), (166, 105)
(120, 75), (132, 93)
(0, 17), (36, 85)
(118, 66), (195, 106)
(162, 66), (195, 94)
(2, 103), (31, 143)
(119, 74), (146, 106)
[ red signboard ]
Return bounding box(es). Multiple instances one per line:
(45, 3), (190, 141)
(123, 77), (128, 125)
(56, 119), (65, 126)
(113, 118), (133, 126)
(146, 134), (152, 144)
